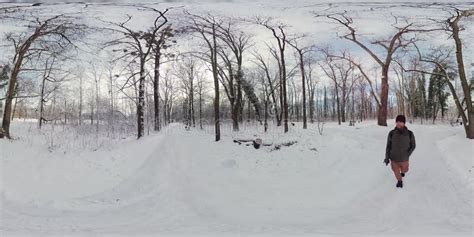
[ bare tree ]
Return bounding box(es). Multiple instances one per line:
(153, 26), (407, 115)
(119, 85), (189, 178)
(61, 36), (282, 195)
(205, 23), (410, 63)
(102, 8), (169, 139)
(215, 19), (256, 131)
(77, 69), (84, 125)
(334, 54), (357, 123)
(1, 13), (83, 138)
(161, 69), (175, 126)
(105, 62), (117, 136)
(408, 46), (473, 138)
(256, 17), (290, 132)
(150, 23), (177, 131)
(321, 50), (383, 122)
(175, 55), (198, 127)
(445, 9), (474, 138)
(319, 50), (343, 125)
(285, 37), (313, 129)
(195, 69), (208, 130)
(88, 62), (103, 134)
(186, 11), (222, 141)
(38, 54), (71, 129)
(306, 57), (318, 123)
(396, 8), (473, 138)
(253, 69), (271, 132)
(319, 50), (357, 124)
(393, 60), (408, 118)
(38, 56), (55, 129)
(216, 42), (244, 131)
(252, 51), (281, 125)
(318, 12), (436, 126)
(0, 65), (10, 120)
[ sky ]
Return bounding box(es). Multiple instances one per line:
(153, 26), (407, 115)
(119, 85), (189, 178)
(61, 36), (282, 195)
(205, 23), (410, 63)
(0, 0), (473, 103)
(1, 1), (472, 60)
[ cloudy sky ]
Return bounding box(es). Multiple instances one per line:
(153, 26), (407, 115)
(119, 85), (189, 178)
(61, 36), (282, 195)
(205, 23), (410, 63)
(0, 0), (472, 93)
(1, 0), (472, 56)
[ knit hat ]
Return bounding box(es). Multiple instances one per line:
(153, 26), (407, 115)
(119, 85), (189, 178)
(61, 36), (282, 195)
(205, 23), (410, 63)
(395, 115), (406, 124)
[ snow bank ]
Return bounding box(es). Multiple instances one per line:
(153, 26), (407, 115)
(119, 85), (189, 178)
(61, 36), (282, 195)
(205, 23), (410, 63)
(0, 121), (168, 203)
(0, 120), (472, 236)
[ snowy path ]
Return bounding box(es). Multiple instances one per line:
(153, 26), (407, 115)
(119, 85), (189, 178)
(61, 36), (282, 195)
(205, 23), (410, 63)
(1, 124), (472, 236)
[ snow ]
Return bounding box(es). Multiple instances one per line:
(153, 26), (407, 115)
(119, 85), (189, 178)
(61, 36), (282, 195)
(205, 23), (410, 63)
(1, 120), (472, 236)
(0, 121), (157, 203)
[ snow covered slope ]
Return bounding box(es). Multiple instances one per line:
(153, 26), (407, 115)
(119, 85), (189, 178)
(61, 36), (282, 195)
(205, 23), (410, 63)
(1, 121), (472, 236)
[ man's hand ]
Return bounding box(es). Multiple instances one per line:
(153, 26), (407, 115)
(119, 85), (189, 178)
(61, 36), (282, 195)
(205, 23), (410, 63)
(384, 158), (390, 166)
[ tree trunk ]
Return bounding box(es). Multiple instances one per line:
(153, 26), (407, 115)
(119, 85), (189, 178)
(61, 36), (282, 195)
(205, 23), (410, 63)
(137, 58), (145, 139)
(95, 76), (100, 134)
(211, 25), (220, 141)
(265, 71), (280, 125)
(11, 95), (18, 122)
(199, 88), (203, 129)
(191, 87), (195, 127)
(278, 76), (283, 127)
(351, 87), (355, 121)
(233, 76), (243, 131)
(79, 75), (83, 125)
(2, 59), (22, 138)
(299, 53), (307, 129)
(168, 96), (173, 124)
(324, 86), (328, 119)
(377, 68), (389, 126)
(341, 87), (346, 123)
(264, 90), (269, 132)
(64, 99), (67, 124)
(247, 98), (251, 121)
(39, 75), (46, 129)
(1, 28), (42, 139)
(188, 64), (195, 128)
(52, 94), (57, 125)
(335, 82), (341, 125)
(450, 13), (473, 138)
(467, 112), (474, 139)
(163, 99), (167, 126)
(309, 91), (314, 124)
(153, 49), (161, 131)
(232, 104), (239, 131)
(281, 49), (289, 133)
(109, 72), (114, 136)
(90, 103), (94, 125)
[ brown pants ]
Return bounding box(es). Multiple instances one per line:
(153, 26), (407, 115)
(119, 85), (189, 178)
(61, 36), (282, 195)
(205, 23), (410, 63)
(391, 161), (409, 181)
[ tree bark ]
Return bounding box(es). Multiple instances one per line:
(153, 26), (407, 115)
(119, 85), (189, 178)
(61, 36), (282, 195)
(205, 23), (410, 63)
(79, 75), (83, 125)
(298, 52), (307, 129)
(378, 68), (389, 126)
(39, 74), (46, 129)
(2, 30), (40, 138)
(137, 57), (145, 139)
(153, 49), (161, 131)
(335, 82), (341, 125)
(449, 11), (474, 138)
(211, 24), (221, 141)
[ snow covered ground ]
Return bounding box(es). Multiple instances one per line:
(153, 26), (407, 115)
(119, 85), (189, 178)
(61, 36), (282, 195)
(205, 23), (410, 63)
(0, 120), (472, 236)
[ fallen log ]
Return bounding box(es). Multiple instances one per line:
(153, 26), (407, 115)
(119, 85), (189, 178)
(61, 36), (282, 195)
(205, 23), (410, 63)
(233, 138), (297, 150)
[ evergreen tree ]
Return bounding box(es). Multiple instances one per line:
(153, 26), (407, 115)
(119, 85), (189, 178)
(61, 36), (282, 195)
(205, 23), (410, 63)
(413, 74), (427, 119)
(426, 64), (454, 122)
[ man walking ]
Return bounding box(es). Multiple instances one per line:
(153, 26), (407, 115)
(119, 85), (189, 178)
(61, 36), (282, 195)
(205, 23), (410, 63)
(384, 115), (416, 188)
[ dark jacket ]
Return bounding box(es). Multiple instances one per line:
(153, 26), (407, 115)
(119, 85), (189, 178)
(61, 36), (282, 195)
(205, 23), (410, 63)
(385, 126), (416, 162)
